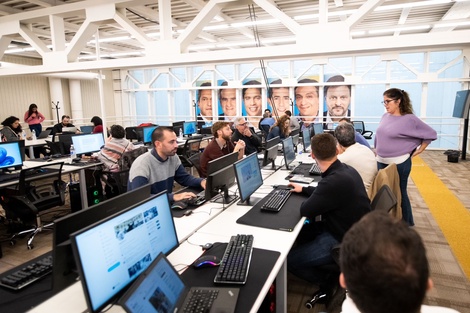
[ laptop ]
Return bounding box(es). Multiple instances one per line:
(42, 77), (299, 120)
(37, 129), (51, 139)
(79, 125), (94, 134)
(119, 253), (240, 313)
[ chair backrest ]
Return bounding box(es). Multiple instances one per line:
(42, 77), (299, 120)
(260, 124), (271, 140)
(182, 137), (202, 158)
(118, 146), (149, 171)
(371, 184), (397, 213)
(188, 152), (204, 177)
(46, 140), (66, 155)
(58, 133), (74, 154)
(352, 121), (365, 134)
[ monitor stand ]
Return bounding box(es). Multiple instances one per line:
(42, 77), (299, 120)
(237, 196), (262, 206)
(211, 187), (238, 205)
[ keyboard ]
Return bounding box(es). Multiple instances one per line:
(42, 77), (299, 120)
(183, 289), (219, 313)
(214, 234), (254, 284)
(0, 172), (20, 182)
(260, 188), (291, 212)
(309, 163), (322, 175)
(0, 254), (52, 290)
(188, 190), (206, 206)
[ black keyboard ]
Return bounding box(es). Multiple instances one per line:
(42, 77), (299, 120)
(214, 234), (254, 284)
(260, 188), (291, 212)
(183, 289), (219, 313)
(188, 190), (206, 206)
(0, 254), (52, 290)
(309, 163), (322, 175)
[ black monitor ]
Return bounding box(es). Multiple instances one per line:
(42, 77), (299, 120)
(289, 128), (300, 137)
(234, 152), (263, 206)
(142, 125), (158, 145)
(452, 90), (470, 118)
(205, 153), (239, 204)
(172, 121), (185, 136)
(70, 191), (178, 313)
(312, 123), (324, 136)
(262, 136), (280, 170)
(0, 141), (23, 172)
(183, 121), (197, 136)
(302, 128), (311, 152)
(71, 133), (105, 155)
(282, 136), (296, 170)
(125, 127), (140, 141)
(52, 184), (152, 293)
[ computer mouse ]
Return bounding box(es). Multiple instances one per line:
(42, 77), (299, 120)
(171, 201), (188, 210)
(193, 255), (221, 269)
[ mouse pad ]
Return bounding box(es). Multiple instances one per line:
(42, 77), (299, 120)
(180, 243), (280, 313)
(172, 186), (204, 218)
(236, 192), (307, 231)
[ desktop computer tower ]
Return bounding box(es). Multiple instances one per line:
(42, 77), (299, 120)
(69, 182), (82, 213)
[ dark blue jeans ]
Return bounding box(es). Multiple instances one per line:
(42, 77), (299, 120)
(287, 224), (339, 285)
(29, 124), (42, 138)
(378, 157), (414, 226)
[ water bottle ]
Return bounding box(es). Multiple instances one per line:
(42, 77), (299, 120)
(22, 130), (27, 139)
(179, 128), (183, 139)
(32, 129), (36, 140)
(69, 144), (76, 163)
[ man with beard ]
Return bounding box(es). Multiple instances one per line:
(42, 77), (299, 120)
(200, 121), (245, 178)
(324, 75), (351, 130)
(295, 78), (320, 127)
(128, 127), (206, 202)
(219, 81), (237, 122)
(1, 116), (25, 141)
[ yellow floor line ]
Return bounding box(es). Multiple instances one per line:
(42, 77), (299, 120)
(411, 156), (470, 279)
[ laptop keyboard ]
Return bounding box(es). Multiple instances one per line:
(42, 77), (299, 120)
(260, 188), (291, 212)
(183, 289), (219, 313)
(214, 234), (254, 284)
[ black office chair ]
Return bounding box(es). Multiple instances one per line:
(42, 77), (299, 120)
(188, 152), (204, 178)
(260, 124), (271, 141)
(352, 121), (373, 140)
(178, 137), (203, 175)
(58, 133), (74, 155)
(45, 140), (66, 155)
(0, 162), (66, 249)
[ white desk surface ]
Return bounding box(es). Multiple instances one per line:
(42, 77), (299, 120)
(28, 149), (313, 313)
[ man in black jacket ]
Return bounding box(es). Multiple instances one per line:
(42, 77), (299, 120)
(231, 117), (262, 155)
(287, 133), (371, 305)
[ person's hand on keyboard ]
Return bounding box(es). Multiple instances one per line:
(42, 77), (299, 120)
(174, 192), (197, 202)
(288, 182), (303, 193)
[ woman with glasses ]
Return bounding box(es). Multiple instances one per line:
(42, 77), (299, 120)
(375, 88), (436, 226)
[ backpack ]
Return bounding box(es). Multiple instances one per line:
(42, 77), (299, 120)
(118, 146), (149, 171)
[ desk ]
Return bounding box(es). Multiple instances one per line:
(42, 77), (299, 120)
(28, 146), (311, 313)
(24, 139), (48, 160)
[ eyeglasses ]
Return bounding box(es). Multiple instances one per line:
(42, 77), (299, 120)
(382, 99), (395, 105)
(238, 123), (247, 126)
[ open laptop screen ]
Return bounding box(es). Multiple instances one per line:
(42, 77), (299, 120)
(70, 191), (178, 313)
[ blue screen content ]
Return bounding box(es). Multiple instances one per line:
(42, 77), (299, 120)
(183, 122), (197, 136)
(313, 123), (324, 135)
(71, 133), (105, 155)
(282, 137), (296, 167)
(143, 126), (158, 144)
(234, 153), (263, 202)
(302, 128), (311, 151)
(0, 141), (23, 170)
(71, 192), (178, 313)
(452, 90), (470, 118)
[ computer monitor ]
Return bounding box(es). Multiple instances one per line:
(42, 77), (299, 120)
(312, 123), (324, 136)
(142, 125), (158, 145)
(205, 153), (239, 204)
(0, 141), (23, 172)
(282, 136), (296, 170)
(70, 191), (178, 313)
(80, 125), (94, 134)
(452, 90), (470, 119)
(262, 136), (280, 170)
(302, 128), (311, 152)
(172, 121), (185, 136)
(292, 133), (299, 150)
(183, 121), (197, 136)
(289, 128), (300, 137)
(71, 133), (105, 155)
(234, 152), (264, 206)
(52, 184), (152, 293)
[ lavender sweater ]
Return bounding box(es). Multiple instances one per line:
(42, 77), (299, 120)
(375, 113), (437, 158)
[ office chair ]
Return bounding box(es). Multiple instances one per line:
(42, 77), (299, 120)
(45, 140), (66, 155)
(260, 124), (271, 141)
(188, 152), (204, 178)
(58, 133), (75, 155)
(371, 184), (397, 213)
(178, 137), (203, 175)
(352, 121), (373, 140)
(99, 146), (149, 199)
(0, 162), (66, 249)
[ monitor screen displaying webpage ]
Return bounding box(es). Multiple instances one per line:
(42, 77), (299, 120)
(70, 191), (178, 313)
(71, 133), (105, 155)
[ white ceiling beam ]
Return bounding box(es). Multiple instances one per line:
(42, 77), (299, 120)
(253, 0), (301, 34)
(19, 24), (50, 57)
(66, 19), (101, 62)
(114, 10), (151, 43)
(159, 0), (172, 40)
(0, 36), (12, 59)
(430, 1), (470, 33)
(50, 15), (66, 51)
(394, 8), (410, 37)
(319, 0), (328, 24)
(346, 0), (385, 29)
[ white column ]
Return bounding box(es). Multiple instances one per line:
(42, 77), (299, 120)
(69, 79), (83, 123)
(48, 77), (65, 124)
